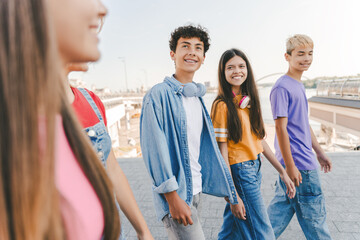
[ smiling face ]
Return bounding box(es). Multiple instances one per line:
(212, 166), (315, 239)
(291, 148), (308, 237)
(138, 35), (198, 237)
(286, 45), (313, 73)
(170, 37), (205, 75)
(224, 55), (248, 94)
(48, 0), (107, 64)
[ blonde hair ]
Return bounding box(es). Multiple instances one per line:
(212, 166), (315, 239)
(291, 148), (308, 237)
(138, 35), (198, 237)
(286, 34), (313, 55)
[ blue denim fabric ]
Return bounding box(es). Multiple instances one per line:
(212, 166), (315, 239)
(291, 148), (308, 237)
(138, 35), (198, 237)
(78, 88), (111, 168)
(140, 76), (238, 221)
(218, 157), (275, 240)
(77, 88), (125, 240)
(267, 168), (332, 240)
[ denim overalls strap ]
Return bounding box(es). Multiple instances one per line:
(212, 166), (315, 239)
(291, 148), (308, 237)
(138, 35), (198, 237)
(78, 88), (104, 123)
(77, 88), (111, 168)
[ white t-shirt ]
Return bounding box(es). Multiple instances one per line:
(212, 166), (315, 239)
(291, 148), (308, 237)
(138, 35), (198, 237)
(182, 96), (203, 195)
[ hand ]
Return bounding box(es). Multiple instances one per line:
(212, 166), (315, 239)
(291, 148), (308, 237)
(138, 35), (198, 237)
(286, 165), (302, 187)
(230, 198), (246, 220)
(317, 152), (332, 173)
(164, 191), (193, 226)
(280, 171), (296, 199)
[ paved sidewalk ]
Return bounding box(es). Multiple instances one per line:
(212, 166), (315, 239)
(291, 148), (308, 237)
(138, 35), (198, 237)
(118, 152), (360, 240)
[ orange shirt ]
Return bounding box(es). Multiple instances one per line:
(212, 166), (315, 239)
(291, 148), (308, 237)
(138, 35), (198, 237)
(211, 96), (263, 165)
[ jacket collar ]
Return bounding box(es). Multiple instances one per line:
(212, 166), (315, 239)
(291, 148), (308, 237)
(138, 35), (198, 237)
(164, 75), (185, 95)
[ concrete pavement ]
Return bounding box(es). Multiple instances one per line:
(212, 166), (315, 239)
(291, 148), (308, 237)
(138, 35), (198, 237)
(117, 152), (360, 240)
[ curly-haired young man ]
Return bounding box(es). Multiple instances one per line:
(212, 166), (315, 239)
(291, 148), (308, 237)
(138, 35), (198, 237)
(140, 25), (238, 240)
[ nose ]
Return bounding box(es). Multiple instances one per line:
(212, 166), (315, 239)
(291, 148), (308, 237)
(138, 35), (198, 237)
(305, 53), (312, 62)
(98, 0), (108, 17)
(187, 46), (196, 56)
(96, 0), (107, 33)
(234, 66), (241, 73)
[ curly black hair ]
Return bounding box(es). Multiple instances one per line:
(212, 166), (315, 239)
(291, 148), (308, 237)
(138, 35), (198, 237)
(169, 25), (210, 55)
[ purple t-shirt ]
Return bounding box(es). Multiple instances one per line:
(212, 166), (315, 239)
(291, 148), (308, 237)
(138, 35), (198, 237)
(270, 75), (318, 170)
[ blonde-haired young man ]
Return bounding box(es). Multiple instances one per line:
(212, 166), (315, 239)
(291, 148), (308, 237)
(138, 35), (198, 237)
(267, 34), (333, 239)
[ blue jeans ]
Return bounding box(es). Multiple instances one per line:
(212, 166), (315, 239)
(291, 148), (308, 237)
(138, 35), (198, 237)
(267, 169), (332, 239)
(218, 157), (275, 240)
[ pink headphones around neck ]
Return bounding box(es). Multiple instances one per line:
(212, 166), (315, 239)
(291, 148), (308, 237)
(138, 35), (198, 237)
(232, 91), (250, 109)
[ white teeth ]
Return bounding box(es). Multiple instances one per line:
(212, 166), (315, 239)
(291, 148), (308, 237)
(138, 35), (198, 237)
(90, 28), (98, 34)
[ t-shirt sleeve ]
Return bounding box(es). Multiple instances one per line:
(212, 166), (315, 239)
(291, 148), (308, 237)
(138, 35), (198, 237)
(270, 87), (289, 120)
(211, 101), (228, 142)
(88, 90), (107, 126)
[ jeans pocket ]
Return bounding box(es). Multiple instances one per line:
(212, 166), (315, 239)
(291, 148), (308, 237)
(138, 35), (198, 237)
(240, 160), (255, 169)
(162, 214), (172, 229)
(298, 194), (326, 220)
(274, 179), (286, 197)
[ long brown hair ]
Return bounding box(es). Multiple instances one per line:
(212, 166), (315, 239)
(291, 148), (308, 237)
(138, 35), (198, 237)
(211, 48), (265, 143)
(0, 0), (119, 239)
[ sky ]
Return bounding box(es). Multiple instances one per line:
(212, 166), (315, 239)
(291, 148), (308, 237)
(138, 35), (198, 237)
(69, 0), (360, 91)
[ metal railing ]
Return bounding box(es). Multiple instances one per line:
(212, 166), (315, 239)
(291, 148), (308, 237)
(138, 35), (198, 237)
(316, 77), (360, 99)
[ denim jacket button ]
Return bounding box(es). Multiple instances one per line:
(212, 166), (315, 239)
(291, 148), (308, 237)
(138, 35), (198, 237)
(97, 151), (104, 158)
(88, 130), (96, 137)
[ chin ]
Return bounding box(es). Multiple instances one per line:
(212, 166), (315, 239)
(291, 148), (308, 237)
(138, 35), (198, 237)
(85, 51), (101, 62)
(183, 66), (200, 73)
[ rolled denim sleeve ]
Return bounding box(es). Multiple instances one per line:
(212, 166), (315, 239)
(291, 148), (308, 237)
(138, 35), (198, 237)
(152, 176), (178, 194)
(140, 96), (179, 194)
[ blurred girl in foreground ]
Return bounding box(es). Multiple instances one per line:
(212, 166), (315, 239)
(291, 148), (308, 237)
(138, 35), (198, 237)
(0, 0), (120, 239)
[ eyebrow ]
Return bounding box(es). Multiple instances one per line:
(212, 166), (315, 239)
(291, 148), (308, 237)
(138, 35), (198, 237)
(226, 64), (245, 67)
(297, 50), (313, 53)
(179, 41), (204, 47)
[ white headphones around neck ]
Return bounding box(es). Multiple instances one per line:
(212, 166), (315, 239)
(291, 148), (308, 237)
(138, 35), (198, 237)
(232, 91), (250, 109)
(182, 82), (206, 97)
(239, 96), (250, 109)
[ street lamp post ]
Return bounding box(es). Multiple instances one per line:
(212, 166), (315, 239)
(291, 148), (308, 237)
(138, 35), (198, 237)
(140, 69), (148, 90)
(118, 57), (128, 92)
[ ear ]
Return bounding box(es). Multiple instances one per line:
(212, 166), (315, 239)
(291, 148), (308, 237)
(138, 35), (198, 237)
(202, 55), (206, 64)
(170, 51), (175, 61)
(284, 52), (290, 62)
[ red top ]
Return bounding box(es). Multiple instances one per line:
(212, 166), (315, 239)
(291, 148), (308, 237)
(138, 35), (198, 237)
(71, 87), (107, 128)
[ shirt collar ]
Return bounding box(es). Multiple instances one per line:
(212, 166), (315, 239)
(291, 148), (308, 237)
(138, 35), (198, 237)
(164, 75), (185, 95)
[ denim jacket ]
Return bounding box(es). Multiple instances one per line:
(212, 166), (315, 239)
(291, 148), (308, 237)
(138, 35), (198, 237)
(140, 76), (238, 221)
